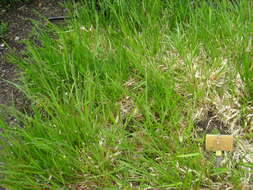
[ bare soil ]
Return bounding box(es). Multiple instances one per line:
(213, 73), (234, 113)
(0, 0), (65, 110)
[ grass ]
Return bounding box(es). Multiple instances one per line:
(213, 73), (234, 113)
(0, 0), (252, 189)
(0, 21), (8, 38)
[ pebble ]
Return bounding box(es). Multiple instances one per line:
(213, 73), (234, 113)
(14, 36), (20, 41)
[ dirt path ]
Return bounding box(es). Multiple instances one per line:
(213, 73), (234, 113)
(0, 0), (65, 110)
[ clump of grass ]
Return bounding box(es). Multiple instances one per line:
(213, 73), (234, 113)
(0, 0), (252, 189)
(0, 21), (8, 38)
(237, 46), (253, 102)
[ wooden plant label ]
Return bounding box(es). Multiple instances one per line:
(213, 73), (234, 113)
(205, 135), (233, 151)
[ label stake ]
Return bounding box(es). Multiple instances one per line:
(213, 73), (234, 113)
(205, 135), (233, 167)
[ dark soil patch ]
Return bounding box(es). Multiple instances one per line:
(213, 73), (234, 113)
(194, 110), (230, 136)
(0, 0), (65, 109)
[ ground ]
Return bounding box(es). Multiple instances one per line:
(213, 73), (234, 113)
(0, 1), (252, 189)
(0, 1), (64, 189)
(0, 0), (64, 109)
